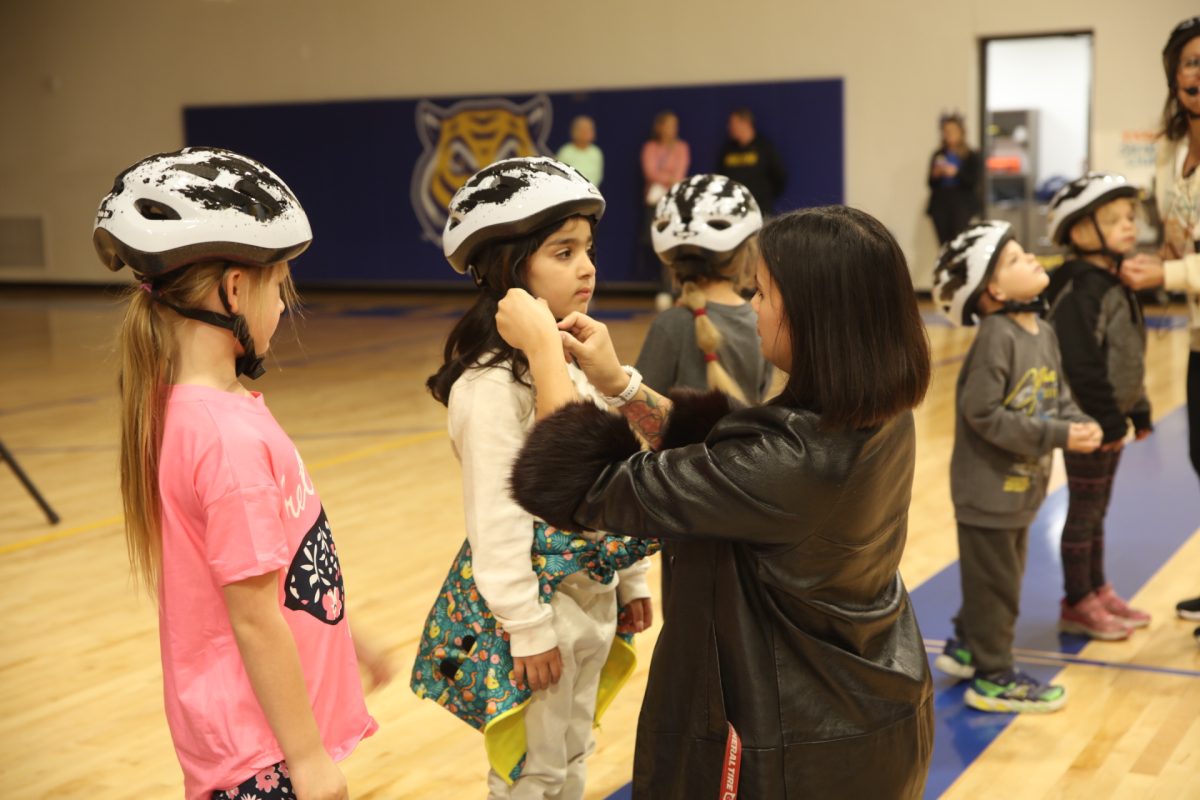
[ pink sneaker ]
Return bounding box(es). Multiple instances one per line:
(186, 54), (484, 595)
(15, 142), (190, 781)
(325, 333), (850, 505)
(1059, 593), (1131, 640)
(1095, 584), (1151, 628)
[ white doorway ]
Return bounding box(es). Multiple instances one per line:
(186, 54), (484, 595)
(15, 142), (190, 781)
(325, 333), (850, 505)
(981, 33), (1093, 252)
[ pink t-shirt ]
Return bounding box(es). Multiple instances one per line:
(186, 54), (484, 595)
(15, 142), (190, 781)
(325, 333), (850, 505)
(641, 139), (690, 189)
(157, 384), (376, 799)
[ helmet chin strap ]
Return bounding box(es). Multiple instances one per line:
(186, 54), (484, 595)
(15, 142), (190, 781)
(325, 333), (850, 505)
(1000, 296), (1048, 315)
(144, 284), (267, 380)
(1072, 213), (1125, 271)
(985, 288), (1047, 315)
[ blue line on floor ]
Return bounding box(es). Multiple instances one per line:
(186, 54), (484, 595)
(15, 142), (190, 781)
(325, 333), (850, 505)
(1145, 314), (1189, 331)
(921, 641), (1200, 680)
(922, 311), (955, 328)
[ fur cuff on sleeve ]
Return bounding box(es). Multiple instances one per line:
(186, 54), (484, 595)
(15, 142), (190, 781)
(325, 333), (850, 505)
(659, 389), (739, 450)
(510, 402), (641, 532)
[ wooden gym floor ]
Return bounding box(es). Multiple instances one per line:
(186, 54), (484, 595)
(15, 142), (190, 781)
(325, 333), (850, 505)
(0, 287), (1196, 799)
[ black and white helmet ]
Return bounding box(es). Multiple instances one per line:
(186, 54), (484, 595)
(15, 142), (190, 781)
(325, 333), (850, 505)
(442, 156), (604, 276)
(93, 147), (312, 279)
(1046, 172), (1138, 246)
(651, 174), (762, 264)
(932, 221), (1014, 327)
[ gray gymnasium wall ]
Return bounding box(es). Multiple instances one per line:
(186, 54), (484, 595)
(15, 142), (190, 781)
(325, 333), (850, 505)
(0, 0), (1192, 289)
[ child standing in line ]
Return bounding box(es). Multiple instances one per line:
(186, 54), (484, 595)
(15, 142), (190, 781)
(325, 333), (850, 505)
(95, 148), (382, 799)
(634, 174), (772, 604)
(932, 221), (1102, 712)
(1046, 173), (1154, 639)
(636, 174), (771, 405)
(411, 157), (655, 800)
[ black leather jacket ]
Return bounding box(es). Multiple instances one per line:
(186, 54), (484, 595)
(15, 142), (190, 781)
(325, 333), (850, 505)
(512, 391), (934, 799)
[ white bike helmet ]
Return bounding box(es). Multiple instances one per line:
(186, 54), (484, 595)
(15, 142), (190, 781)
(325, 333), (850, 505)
(932, 221), (1014, 327)
(651, 174), (762, 264)
(442, 156), (604, 279)
(93, 146), (312, 279)
(1046, 172), (1138, 246)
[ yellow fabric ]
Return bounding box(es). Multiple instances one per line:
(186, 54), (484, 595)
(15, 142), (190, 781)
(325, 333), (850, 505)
(482, 698), (532, 786)
(481, 636), (638, 785)
(593, 636), (638, 725)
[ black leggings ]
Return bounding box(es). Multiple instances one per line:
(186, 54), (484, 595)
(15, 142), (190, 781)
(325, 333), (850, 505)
(1189, 351), (1200, 480)
(1061, 448), (1123, 605)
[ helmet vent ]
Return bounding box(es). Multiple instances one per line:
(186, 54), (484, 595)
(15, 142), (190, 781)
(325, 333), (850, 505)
(134, 199), (181, 221)
(706, 219), (732, 231)
(173, 163), (220, 181)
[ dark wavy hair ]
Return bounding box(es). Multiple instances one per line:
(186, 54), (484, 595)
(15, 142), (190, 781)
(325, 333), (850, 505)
(759, 206), (931, 430)
(426, 215), (593, 406)
(1161, 24), (1200, 141)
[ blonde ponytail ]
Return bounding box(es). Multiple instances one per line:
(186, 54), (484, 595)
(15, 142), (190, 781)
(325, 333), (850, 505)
(117, 260), (295, 593)
(679, 281), (748, 404)
(118, 287), (172, 592)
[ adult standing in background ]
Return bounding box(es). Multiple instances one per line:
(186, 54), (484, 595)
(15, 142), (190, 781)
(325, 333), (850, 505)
(556, 115), (604, 186)
(926, 113), (983, 245)
(641, 111), (691, 310)
(1120, 16), (1200, 638)
(717, 108), (787, 215)
(1122, 16), (1200, 478)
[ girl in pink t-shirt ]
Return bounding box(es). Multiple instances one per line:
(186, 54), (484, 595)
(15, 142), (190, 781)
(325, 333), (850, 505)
(94, 148), (385, 800)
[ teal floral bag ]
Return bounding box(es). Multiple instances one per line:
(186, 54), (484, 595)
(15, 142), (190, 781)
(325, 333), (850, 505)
(410, 522), (658, 783)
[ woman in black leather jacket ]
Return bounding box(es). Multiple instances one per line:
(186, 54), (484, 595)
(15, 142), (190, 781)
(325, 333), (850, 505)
(495, 206), (935, 799)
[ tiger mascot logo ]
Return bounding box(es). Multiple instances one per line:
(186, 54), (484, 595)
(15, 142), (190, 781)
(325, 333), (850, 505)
(411, 94), (553, 246)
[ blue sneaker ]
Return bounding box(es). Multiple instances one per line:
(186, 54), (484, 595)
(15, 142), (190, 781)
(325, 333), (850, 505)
(934, 637), (975, 680)
(965, 670), (1067, 713)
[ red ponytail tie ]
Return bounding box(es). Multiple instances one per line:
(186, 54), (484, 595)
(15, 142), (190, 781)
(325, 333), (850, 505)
(704, 353), (719, 363)
(692, 307), (708, 317)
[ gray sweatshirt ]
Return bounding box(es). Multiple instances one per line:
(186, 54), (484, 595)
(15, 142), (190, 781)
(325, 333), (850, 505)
(951, 314), (1095, 528)
(635, 301), (772, 403)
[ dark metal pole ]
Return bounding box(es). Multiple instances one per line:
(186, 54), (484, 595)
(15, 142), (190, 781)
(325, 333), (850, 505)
(0, 439), (60, 525)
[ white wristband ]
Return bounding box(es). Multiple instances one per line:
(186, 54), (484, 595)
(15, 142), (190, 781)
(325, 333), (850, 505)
(601, 365), (642, 407)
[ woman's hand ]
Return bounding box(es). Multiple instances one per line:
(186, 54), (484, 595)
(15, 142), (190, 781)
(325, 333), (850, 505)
(496, 289), (562, 357)
(1120, 253), (1165, 291)
(557, 312), (628, 395)
(513, 647), (563, 692)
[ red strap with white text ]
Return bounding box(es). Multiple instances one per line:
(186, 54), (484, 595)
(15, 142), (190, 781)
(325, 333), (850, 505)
(718, 722), (742, 800)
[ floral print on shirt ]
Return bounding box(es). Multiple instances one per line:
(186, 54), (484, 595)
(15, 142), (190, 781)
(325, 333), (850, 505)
(283, 507), (345, 625)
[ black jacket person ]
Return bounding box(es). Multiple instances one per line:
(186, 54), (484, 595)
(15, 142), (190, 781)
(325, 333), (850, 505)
(500, 206), (935, 799)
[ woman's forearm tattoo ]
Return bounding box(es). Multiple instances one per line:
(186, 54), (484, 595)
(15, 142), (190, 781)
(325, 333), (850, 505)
(621, 387), (671, 449)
